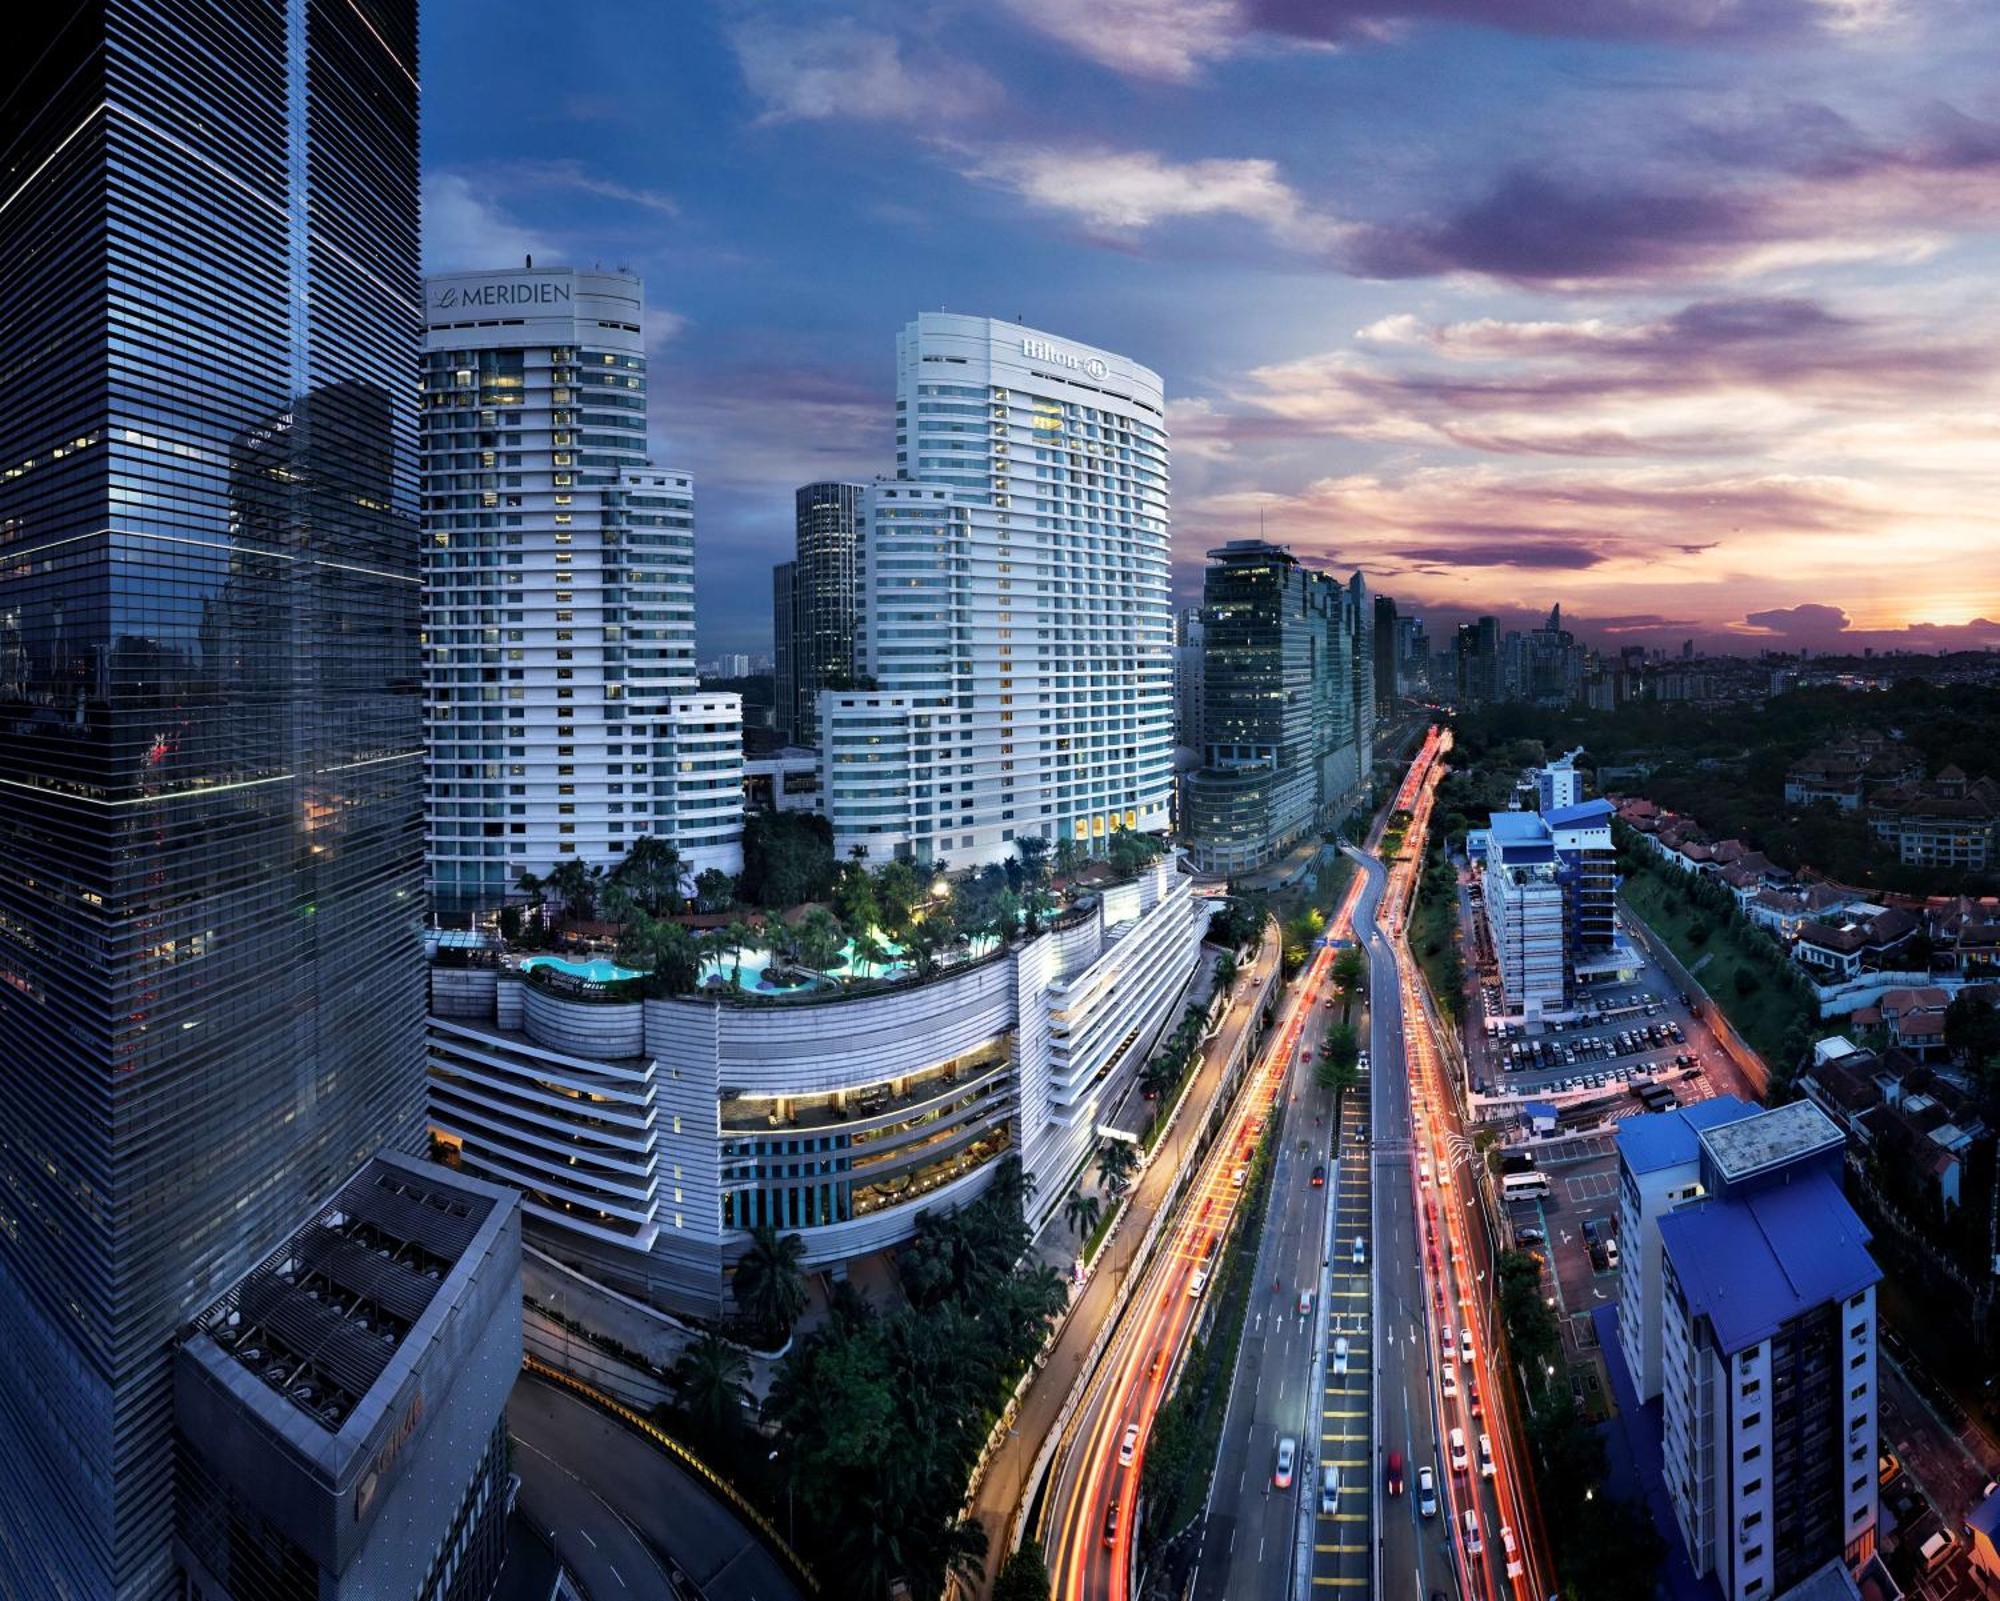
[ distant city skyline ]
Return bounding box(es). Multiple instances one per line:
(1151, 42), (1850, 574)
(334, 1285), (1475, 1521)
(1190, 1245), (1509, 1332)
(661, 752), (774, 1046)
(422, 3), (2000, 660)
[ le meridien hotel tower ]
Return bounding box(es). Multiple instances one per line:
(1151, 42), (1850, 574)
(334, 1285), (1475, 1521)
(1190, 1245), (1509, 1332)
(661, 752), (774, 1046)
(0, 6), (519, 1601)
(423, 267), (742, 916)
(821, 315), (1174, 868)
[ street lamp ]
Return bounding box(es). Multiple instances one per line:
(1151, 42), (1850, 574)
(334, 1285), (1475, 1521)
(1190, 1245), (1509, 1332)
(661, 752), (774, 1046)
(769, 1449), (796, 1546)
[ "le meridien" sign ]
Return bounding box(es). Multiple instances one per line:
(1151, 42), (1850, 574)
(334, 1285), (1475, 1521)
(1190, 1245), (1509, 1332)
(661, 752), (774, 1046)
(431, 278), (573, 313)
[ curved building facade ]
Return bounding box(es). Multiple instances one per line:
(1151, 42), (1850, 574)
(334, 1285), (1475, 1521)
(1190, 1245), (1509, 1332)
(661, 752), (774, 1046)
(428, 859), (1207, 1313)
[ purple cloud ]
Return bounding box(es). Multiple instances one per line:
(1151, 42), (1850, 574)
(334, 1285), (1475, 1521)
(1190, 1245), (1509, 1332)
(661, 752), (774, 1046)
(1247, 0), (1848, 47)
(1397, 535), (1610, 569)
(1738, 602), (1852, 636)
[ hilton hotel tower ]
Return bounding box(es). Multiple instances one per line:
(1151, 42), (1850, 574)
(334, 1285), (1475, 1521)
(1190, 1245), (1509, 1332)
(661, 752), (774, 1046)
(821, 314), (1175, 869)
(422, 267), (743, 915)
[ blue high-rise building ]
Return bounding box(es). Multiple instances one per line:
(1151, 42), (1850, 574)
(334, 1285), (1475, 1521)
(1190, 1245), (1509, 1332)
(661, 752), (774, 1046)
(0, 6), (516, 1598)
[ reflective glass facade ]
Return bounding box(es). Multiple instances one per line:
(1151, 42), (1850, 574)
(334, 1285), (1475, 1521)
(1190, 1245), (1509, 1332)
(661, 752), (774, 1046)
(0, 3), (424, 1596)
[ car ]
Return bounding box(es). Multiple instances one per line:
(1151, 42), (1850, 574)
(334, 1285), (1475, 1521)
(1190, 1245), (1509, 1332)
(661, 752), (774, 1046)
(1386, 1450), (1404, 1495)
(1298, 1289), (1313, 1317)
(1459, 1328), (1474, 1366)
(1332, 1336), (1349, 1376)
(1441, 1364), (1458, 1399)
(1517, 1226), (1544, 1244)
(1478, 1433), (1495, 1478)
(1274, 1436), (1297, 1490)
(1103, 1502), (1120, 1548)
(1417, 1466), (1438, 1518)
(1449, 1428), (1468, 1473)
(1188, 1269), (1209, 1299)
(1232, 1166), (1248, 1189)
(1358, 1050), (1370, 1071)
(1440, 1326), (1454, 1364)
(1119, 1423), (1140, 1466)
(1311, 1164), (1325, 1187)
(1419, 1160), (1432, 1186)
(1320, 1463), (1341, 1514)
(1462, 1510), (1483, 1556)
(1468, 1379), (1482, 1418)
(1603, 1237), (1621, 1270)
(1148, 1348), (1164, 1377)
(1352, 1235), (1366, 1265)
(1324, 996), (1336, 1009)
(1501, 1523), (1523, 1579)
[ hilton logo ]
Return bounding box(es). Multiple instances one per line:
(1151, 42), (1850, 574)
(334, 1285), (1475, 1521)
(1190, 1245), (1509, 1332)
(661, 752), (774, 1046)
(432, 279), (573, 312)
(1022, 337), (1108, 381)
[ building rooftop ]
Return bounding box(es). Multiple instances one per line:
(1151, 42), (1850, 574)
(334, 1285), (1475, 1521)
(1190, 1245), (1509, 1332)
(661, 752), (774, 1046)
(1659, 1167), (1879, 1355)
(1698, 1099), (1845, 1188)
(1544, 797), (1615, 828)
(1615, 1094), (1757, 1176)
(1488, 810), (1551, 843)
(1966, 1487), (2000, 1542)
(186, 1155), (499, 1433)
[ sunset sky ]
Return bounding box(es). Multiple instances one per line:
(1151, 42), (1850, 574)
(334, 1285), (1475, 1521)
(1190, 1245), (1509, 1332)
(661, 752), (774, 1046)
(425, 0), (2000, 657)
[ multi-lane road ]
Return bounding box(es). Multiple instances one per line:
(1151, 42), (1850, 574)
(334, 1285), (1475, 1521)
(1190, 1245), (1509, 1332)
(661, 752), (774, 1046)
(1043, 926), (1348, 1601)
(1037, 723), (1562, 1601)
(1192, 957), (1367, 1601)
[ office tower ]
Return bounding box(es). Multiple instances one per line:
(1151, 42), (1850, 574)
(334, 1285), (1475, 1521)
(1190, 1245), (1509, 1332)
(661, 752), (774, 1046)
(423, 267), (741, 917)
(779, 481), (862, 745)
(1349, 572), (1376, 782)
(1652, 1103), (1879, 1600)
(0, 7), (516, 1599)
(822, 314), (1173, 868)
(1186, 542), (1332, 874)
(1174, 605), (1206, 751)
(1184, 543), (1373, 875)
(772, 559), (797, 740)
(1373, 593), (1398, 716)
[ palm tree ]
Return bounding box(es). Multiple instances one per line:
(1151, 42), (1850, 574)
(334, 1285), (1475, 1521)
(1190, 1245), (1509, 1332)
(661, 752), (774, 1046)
(733, 1224), (809, 1340)
(723, 918), (758, 987)
(1095, 1139), (1138, 1199)
(544, 856), (602, 922)
(1064, 1189), (1102, 1242)
(1215, 950), (1239, 989)
(672, 1331), (750, 1446)
(609, 834), (687, 917)
(789, 905), (845, 977)
(851, 926), (889, 979)
(615, 914), (700, 995)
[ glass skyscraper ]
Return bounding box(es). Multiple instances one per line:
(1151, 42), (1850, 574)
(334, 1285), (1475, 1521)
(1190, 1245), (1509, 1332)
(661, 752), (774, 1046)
(0, 4), (429, 1596)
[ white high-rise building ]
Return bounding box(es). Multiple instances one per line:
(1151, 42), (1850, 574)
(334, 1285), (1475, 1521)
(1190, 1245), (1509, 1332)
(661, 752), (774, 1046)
(821, 314), (1174, 869)
(422, 266), (741, 914)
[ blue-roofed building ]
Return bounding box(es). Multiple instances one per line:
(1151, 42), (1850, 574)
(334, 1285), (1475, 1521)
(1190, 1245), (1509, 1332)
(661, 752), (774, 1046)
(1477, 755), (1627, 1016)
(1966, 1487), (2000, 1589)
(1645, 1100), (1881, 1601)
(1619, 1095), (1761, 1403)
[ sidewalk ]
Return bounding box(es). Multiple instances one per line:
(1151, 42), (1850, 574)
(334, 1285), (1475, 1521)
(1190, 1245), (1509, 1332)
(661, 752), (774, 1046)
(964, 920), (1283, 1596)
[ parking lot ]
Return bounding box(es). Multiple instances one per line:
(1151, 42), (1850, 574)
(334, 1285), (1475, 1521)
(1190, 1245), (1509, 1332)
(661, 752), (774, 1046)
(1473, 972), (1708, 1103)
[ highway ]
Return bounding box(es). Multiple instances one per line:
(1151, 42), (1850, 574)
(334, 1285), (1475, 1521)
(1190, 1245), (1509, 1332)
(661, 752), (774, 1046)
(510, 1374), (805, 1601)
(1346, 848), (1456, 1601)
(1042, 929), (1348, 1601)
(1380, 735), (1552, 1600)
(1191, 969), (1362, 1601)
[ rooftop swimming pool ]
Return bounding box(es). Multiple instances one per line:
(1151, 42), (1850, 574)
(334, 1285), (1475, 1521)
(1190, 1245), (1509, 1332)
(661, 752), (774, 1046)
(520, 954), (644, 984)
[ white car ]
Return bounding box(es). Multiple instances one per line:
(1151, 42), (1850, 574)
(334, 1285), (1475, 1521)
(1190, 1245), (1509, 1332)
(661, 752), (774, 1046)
(1274, 1435), (1297, 1490)
(1298, 1289), (1313, 1317)
(1188, 1269), (1209, 1299)
(1417, 1465), (1438, 1519)
(1449, 1427), (1469, 1474)
(1119, 1423), (1140, 1466)
(1358, 1050), (1370, 1071)
(1501, 1523), (1523, 1579)
(1332, 1335), (1349, 1376)
(1478, 1433), (1495, 1478)
(1352, 1235), (1366, 1265)
(1460, 1328), (1474, 1366)
(1462, 1509), (1483, 1556)
(1441, 1364), (1458, 1400)
(1320, 1463), (1341, 1514)
(1232, 1166), (1248, 1189)
(1419, 1160), (1432, 1187)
